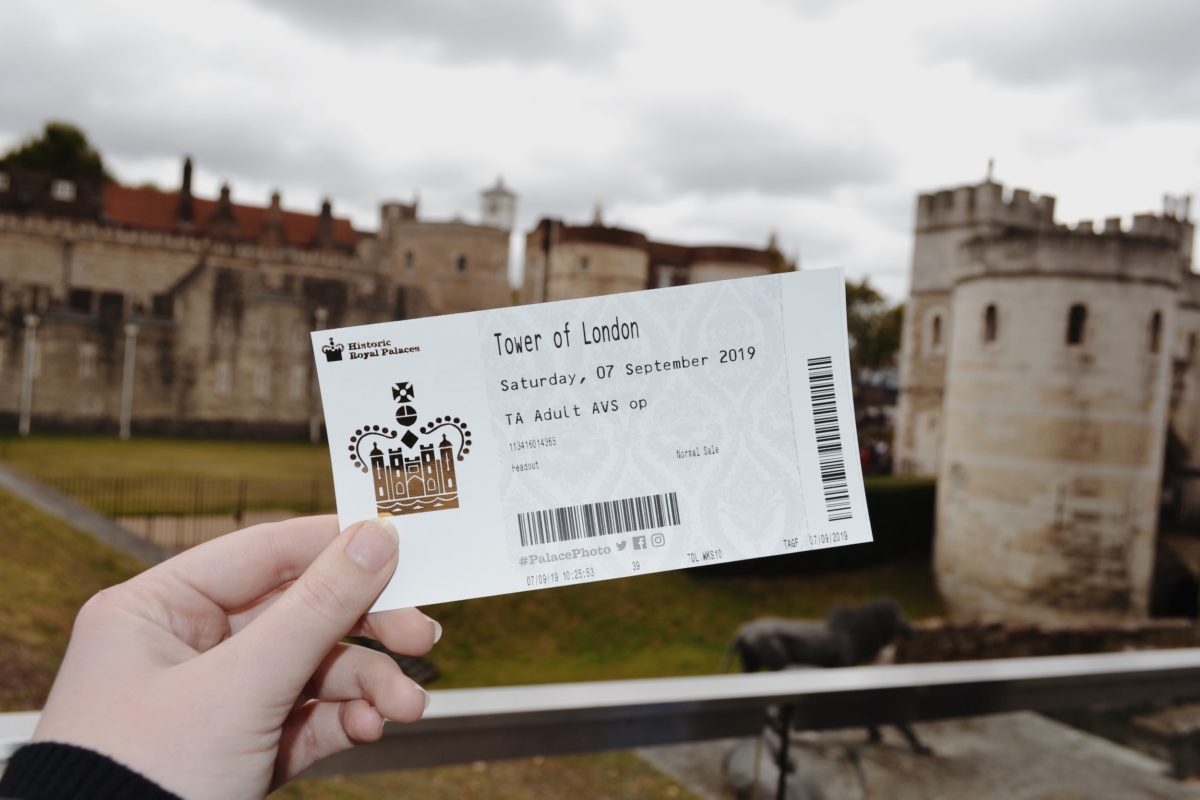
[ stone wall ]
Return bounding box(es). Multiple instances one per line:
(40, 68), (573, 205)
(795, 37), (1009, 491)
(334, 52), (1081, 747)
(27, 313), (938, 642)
(895, 618), (1200, 663)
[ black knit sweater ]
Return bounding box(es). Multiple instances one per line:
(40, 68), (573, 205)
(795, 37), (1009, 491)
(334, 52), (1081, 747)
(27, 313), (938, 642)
(0, 742), (181, 800)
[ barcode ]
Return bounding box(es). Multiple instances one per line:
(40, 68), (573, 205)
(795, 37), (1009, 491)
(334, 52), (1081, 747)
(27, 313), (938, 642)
(518, 492), (681, 547)
(808, 355), (852, 521)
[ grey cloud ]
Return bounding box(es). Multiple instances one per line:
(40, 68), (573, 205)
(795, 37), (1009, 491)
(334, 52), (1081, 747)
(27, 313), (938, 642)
(635, 103), (895, 198)
(246, 0), (627, 68)
(921, 1), (1200, 119)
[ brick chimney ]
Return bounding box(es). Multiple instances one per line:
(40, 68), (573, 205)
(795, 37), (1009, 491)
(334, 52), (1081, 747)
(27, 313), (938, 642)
(260, 190), (285, 246)
(208, 182), (238, 239)
(177, 156), (194, 228)
(316, 197), (333, 248)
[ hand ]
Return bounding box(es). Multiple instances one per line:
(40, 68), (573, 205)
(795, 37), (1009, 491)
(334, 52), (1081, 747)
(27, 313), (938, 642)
(33, 515), (439, 800)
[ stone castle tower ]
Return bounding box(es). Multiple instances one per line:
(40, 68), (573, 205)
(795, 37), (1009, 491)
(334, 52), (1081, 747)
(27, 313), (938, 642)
(895, 178), (1200, 624)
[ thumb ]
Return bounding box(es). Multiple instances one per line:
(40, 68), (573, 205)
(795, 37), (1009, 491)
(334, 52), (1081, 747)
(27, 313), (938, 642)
(234, 518), (399, 694)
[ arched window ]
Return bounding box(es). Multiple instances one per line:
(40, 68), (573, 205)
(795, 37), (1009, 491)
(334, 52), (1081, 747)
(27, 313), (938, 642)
(983, 304), (997, 343)
(404, 250), (414, 270)
(1066, 304), (1087, 345)
(455, 255), (467, 272)
(931, 314), (942, 348)
(1149, 311), (1162, 354)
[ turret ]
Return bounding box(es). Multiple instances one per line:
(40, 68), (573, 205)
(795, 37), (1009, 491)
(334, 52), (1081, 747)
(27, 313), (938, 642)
(480, 176), (516, 231)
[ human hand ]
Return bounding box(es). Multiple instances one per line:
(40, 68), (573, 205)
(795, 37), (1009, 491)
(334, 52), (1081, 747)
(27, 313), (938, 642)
(32, 515), (438, 799)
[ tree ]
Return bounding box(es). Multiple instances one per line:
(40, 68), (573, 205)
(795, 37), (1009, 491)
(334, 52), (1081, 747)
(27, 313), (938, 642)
(846, 277), (903, 375)
(1, 121), (113, 181)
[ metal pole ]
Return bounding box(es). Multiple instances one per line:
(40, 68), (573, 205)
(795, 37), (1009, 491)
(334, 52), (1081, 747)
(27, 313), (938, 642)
(119, 323), (139, 440)
(18, 314), (39, 437)
(309, 306), (328, 444)
(775, 705), (794, 800)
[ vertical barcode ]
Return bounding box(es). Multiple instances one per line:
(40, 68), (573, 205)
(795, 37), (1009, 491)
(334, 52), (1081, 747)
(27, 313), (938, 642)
(518, 492), (681, 547)
(808, 355), (852, 521)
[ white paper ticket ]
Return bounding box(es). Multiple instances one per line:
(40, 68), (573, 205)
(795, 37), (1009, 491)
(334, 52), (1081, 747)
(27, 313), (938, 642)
(313, 267), (872, 610)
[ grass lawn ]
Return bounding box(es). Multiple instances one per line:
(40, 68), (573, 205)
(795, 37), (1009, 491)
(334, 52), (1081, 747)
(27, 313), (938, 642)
(424, 557), (940, 688)
(0, 435), (336, 515)
(0, 434), (333, 481)
(0, 489), (143, 710)
(278, 753), (699, 800)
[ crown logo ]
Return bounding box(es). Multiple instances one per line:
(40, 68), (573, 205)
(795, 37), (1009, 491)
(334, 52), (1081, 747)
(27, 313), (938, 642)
(348, 381), (472, 516)
(322, 337), (345, 362)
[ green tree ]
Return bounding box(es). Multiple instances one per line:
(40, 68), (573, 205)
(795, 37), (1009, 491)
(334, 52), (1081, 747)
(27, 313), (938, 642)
(846, 277), (903, 375)
(1, 121), (113, 181)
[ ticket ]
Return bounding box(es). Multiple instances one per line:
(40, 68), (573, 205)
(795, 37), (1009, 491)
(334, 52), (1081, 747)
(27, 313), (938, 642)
(312, 267), (872, 610)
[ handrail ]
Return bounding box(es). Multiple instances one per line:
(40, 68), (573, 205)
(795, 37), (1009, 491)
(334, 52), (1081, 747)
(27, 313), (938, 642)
(4, 650), (1200, 778)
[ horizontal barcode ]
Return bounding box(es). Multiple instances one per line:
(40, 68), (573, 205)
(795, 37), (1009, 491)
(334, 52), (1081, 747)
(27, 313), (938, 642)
(518, 492), (681, 547)
(808, 355), (852, 522)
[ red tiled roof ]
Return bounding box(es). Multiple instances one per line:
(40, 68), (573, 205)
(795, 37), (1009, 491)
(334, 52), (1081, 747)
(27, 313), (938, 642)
(102, 184), (363, 250)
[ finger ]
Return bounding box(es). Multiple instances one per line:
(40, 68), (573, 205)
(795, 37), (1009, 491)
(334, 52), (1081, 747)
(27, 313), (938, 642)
(355, 608), (442, 655)
(154, 515), (341, 610)
(303, 643), (429, 722)
(234, 518), (399, 693)
(229, 594), (440, 658)
(272, 699), (383, 790)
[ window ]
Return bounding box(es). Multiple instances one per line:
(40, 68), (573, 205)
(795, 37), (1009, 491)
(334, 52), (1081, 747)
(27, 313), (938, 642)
(215, 362), (232, 395)
(580, 256), (590, 271)
(1149, 311), (1162, 354)
(983, 304), (997, 343)
(79, 343), (97, 379)
(289, 365), (306, 399)
(404, 250), (414, 270)
(1066, 304), (1087, 346)
(0, 172), (8, 192)
(68, 288), (94, 314)
(253, 366), (270, 399)
(656, 266), (673, 288)
(455, 255), (467, 272)
(51, 179), (76, 202)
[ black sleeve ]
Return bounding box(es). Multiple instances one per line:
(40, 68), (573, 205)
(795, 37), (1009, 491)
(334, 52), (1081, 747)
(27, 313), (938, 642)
(0, 742), (182, 800)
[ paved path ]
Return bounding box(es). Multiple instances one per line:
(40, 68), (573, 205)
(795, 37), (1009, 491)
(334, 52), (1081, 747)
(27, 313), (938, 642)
(640, 711), (1200, 799)
(0, 463), (168, 565)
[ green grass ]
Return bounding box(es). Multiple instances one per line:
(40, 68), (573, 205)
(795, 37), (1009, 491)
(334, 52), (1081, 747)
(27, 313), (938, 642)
(424, 557), (941, 688)
(278, 753), (699, 800)
(0, 435), (336, 515)
(0, 489), (143, 710)
(0, 434), (333, 481)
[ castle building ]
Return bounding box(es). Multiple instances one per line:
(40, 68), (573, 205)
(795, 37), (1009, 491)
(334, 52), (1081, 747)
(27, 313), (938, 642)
(0, 156), (783, 437)
(522, 217), (783, 303)
(895, 177), (1200, 624)
(0, 157), (514, 436)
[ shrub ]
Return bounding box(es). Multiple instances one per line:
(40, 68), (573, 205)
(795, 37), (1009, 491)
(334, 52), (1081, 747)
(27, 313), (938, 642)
(699, 476), (936, 576)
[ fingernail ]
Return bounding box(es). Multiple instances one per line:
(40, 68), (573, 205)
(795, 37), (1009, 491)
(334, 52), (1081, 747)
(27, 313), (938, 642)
(421, 688), (432, 711)
(425, 615), (443, 644)
(345, 518), (398, 572)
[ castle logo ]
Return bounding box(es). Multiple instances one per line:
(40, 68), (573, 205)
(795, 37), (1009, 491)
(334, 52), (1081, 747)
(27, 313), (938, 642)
(348, 381), (472, 516)
(322, 337), (345, 362)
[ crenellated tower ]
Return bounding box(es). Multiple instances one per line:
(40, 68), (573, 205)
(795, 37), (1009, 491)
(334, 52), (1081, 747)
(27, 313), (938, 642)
(897, 177), (1199, 624)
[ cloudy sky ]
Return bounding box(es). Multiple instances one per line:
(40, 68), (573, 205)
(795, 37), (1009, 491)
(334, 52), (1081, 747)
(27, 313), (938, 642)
(3, 0), (1199, 299)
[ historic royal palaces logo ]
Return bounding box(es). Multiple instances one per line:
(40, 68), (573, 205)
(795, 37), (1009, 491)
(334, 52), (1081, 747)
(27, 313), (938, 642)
(322, 337), (345, 362)
(347, 381), (472, 516)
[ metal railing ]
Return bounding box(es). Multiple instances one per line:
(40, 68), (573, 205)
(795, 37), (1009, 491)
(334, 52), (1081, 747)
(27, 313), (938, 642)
(6, 649), (1200, 783)
(30, 476), (336, 549)
(36, 476), (335, 517)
